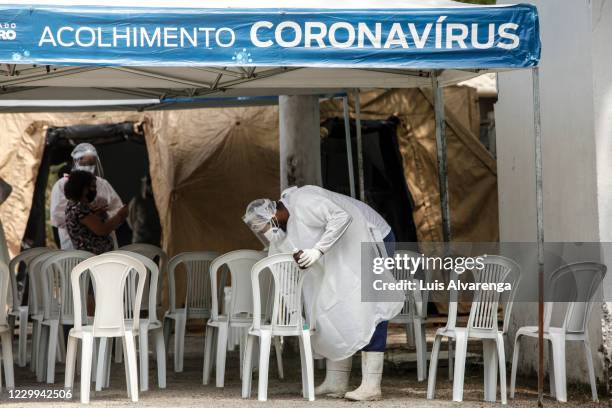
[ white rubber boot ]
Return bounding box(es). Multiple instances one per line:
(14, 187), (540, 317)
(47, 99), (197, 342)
(314, 357), (352, 397)
(344, 352), (383, 401)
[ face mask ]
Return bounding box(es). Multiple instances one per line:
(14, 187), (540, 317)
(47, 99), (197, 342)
(86, 190), (97, 203)
(264, 227), (286, 243)
(75, 164), (96, 174)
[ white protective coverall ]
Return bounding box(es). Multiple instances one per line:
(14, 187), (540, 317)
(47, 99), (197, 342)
(50, 175), (123, 249)
(271, 185), (403, 361)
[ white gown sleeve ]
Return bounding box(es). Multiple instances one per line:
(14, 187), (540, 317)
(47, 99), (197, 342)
(96, 178), (123, 216)
(50, 178), (68, 228)
(295, 193), (352, 254)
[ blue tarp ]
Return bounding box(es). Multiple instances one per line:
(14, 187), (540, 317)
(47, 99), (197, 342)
(0, 4), (540, 68)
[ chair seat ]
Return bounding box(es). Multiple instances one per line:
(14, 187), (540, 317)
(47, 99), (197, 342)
(8, 306), (28, 317)
(69, 326), (135, 339)
(249, 325), (307, 337)
(435, 326), (501, 340)
(124, 318), (162, 333)
(516, 326), (586, 341)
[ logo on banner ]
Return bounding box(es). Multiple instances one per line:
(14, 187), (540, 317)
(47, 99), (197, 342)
(0, 23), (16, 41)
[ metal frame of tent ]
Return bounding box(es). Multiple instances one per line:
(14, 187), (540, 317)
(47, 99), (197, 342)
(0, 2), (548, 403)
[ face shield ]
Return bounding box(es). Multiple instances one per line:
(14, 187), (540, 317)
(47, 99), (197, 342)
(243, 199), (285, 249)
(71, 143), (104, 177)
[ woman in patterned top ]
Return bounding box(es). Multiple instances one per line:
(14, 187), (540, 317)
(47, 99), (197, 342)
(64, 170), (129, 255)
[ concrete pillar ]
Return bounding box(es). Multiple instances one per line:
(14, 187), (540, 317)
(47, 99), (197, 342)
(279, 95), (321, 190)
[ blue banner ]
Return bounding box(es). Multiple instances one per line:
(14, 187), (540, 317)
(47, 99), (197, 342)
(0, 4), (540, 68)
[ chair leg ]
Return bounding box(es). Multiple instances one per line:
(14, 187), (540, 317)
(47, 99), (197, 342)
(451, 331), (468, 403)
(114, 336), (123, 363)
(139, 329), (149, 392)
(414, 320), (427, 382)
(483, 339), (498, 402)
(18, 309), (28, 367)
(405, 321), (415, 347)
(30, 320), (39, 373)
(273, 336), (284, 380)
(95, 338), (109, 391)
(46, 322), (59, 383)
(80, 335), (94, 404)
(257, 331), (272, 402)
(583, 338), (598, 402)
(163, 316), (172, 351)
(299, 331), (315, 401)
(548, 340), (556, 398)
(426, 335), (442, 399)
(104, 338), (112, 388)
(550, 335), (567, 402)
(36, 325), (49, 382)
(496, 333), (507, 405)
(1, 331), (15, 389)
(203, 326), (214, 385)
(174, 314), (186, 373)
(215, 324), (229, 388)
(510, 334), (521, 398)
(57, 325), (66, 363)
(242, 335), (255, 399)
(448, 338), (454, 380)
(154, 329), (166, 389)
(64, 336), (77, 394)
(124, 333), (139, 402)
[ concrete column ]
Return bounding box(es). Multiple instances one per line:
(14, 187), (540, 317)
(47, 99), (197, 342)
(279, 95), (321, 190)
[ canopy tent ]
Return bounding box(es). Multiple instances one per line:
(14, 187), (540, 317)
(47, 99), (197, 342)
(0, 0), (545, 402)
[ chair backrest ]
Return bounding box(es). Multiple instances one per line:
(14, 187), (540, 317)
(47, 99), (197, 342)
(545, 262), (606, 334)
(113, 250), (159, 322)
(39, 250), (94, 324)
(8, 247), (51, 310)
(0, 261), (11, 325)
(167, 251), (219, 317)
(71, 253), (147, 336)
(119, 244), (167, 306)
(209, 250), (266, 321)
(251, 253), (309, 332)
(392, 250), (432, 322)
(466, 255), (521, 333)
(28, 251), (59, 317)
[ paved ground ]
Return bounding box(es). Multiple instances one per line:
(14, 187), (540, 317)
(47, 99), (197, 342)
(0, 326), (603, 407)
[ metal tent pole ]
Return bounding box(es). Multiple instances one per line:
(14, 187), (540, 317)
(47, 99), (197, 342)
(343, 96), (357, 198)
(354, 89), (365, 202)
(532, 67), (545, 407)
(432, 71), (452, 242)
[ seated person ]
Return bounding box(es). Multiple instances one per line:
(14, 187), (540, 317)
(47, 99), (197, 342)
(64, 170), (128, 255)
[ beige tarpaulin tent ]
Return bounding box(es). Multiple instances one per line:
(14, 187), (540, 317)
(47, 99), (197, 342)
(0, 86), (496, 305)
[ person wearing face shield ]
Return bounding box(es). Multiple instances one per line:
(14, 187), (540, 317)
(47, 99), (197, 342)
(243, 185), (403, 401)
(50, 143), (123, 249)
(63, 170), (128, 254)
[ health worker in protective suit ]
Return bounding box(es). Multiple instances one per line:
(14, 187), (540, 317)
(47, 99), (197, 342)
(243, 185), (403, 401)
(50, 143), (123, 249)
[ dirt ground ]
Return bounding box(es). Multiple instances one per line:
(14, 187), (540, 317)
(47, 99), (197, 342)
(0, 326), (603, 407)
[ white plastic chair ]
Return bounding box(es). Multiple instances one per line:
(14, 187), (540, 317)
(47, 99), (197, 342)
(427, 255), (521, 404)
(27, 250), (59, 374)
(510, 262), (605, 402)
(8, 247), (51, 367)
(96, 250), (166, 392)
(37, 250), (94, 383)
(119, 244), (167, 317)
(203, 249), (285, 387)
(64, 253), (146, 404)
(163, 251), (219, 372)
(389, 250), (431, 382)
(0, 261), (16, 390)
(241, 253), (320, 402)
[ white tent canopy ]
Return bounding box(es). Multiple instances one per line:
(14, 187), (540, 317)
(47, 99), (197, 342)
(0, 0), (538, 110)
